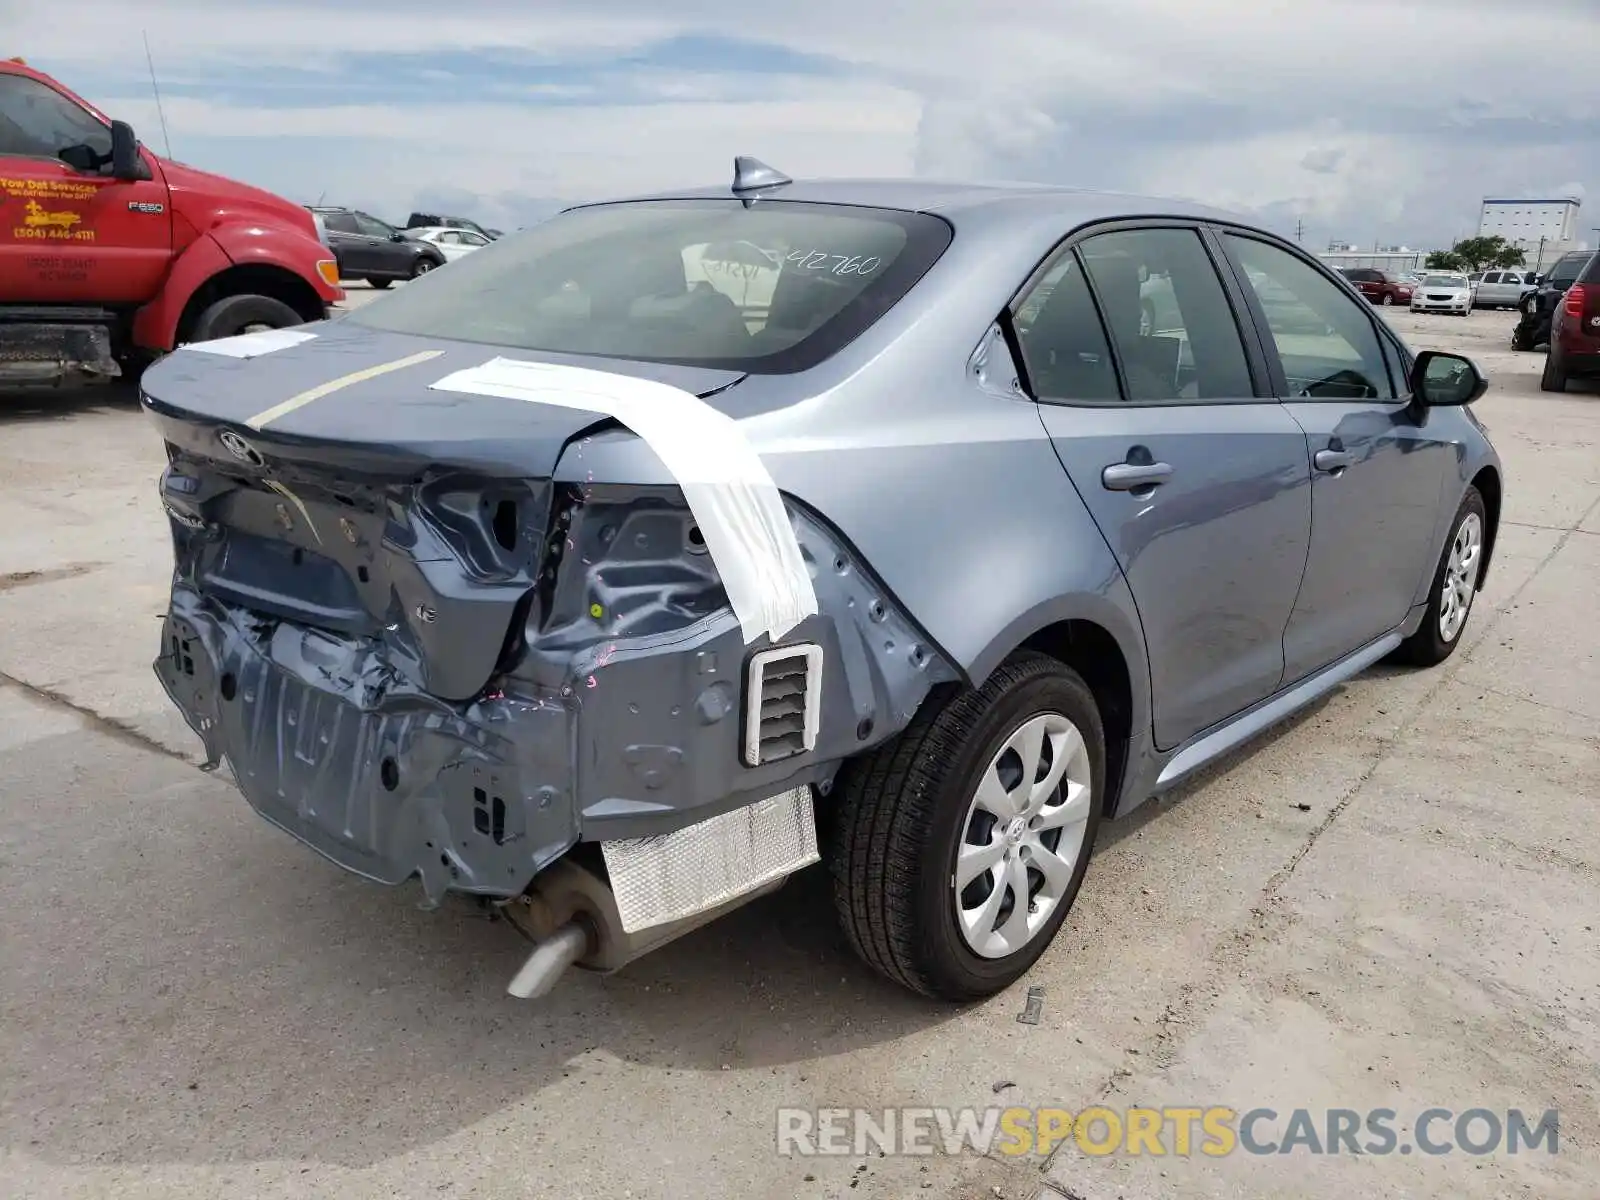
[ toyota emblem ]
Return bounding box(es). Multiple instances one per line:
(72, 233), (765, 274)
(218, 429), (264, 466)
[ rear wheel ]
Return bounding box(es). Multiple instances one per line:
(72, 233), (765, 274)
(411, 258), (436, 279)
(1381, 292), (1394, 306)
(1541, 346), (1569, 393)
(369, 278), (393, 290)
(829, 652), (1104, 1001)
(1392, 487), (1486, 668)
(187, 294), (304, 343)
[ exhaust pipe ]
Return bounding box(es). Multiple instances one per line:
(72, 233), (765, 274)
(499, 853), (800, 998)
(506, 921), (590, 1000)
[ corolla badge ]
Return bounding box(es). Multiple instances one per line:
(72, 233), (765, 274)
(218, 429), (264, 466)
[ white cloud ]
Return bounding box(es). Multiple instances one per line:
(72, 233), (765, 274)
(11, 0), (1597, 246)
(99, 83), (921, 217)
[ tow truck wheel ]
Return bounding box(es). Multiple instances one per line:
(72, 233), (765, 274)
(829, 651), (1105, 1001)
(188, 294), (304, 344)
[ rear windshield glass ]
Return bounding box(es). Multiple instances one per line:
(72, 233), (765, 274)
(347, 199), (953, 374)
(1550, 253), (1595, 285)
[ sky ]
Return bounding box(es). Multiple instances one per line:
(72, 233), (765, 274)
(7, 0), (1597, 250)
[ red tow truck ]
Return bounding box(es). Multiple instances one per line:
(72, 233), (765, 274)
(1, 57), (342, 387)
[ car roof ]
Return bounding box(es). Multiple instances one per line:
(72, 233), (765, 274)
(571, 177), (1251, 231)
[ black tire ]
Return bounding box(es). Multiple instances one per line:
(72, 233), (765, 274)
(1511, 323), (1533, 352)
(187, 294), (304, 343)
(1392, 487), (1487, 668)
(369, 278), (393, 290)
(1541, 346), (1569, 393)
(411, 257), (437, 279)
(1381, 293), (1394, 306)
(829, 652), (1105, 1001)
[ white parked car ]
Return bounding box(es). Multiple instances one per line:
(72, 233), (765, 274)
(405, 226), (492, 262)
(1411, 273), (1473, 316)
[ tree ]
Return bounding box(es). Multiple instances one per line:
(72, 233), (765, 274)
(1429, 235), (1525, 273)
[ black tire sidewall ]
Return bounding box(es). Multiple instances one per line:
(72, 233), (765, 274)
(1542, 345), (1567, 391)
(190, 294), (303, 342)
(913, 663), (1105, 995)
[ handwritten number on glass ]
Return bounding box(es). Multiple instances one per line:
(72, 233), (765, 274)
(783, 251), (882, 276)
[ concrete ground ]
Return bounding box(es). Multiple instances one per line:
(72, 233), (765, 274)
(0, 302), (1595, 1200)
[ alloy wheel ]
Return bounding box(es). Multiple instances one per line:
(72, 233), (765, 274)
(1439, 511), (1482, 643)
(955, 712), (1093, 959)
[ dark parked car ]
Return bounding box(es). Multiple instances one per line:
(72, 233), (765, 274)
(145, 162), (1501, 1003)
(404, 211), (500, 240)
(1337, 267), (1414, 307)
(1511, 250), (1594, 354)
(310, 206), (446, 288)
(1534, 250), (1600, 392)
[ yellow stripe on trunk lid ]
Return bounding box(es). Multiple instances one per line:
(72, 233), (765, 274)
(244, 349), (445, 430)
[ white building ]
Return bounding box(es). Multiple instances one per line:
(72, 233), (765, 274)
(1478, 197), (1583, 269)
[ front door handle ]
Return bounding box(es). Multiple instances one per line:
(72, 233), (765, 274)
(1314, 448), (1355, 473)
(1102, 461), (1174, 491)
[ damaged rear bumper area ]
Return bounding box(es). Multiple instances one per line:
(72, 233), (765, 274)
(158, 585), (580, 905)
(154, 471), (958, 915)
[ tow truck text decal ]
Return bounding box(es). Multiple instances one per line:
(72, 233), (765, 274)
(2, 176), (98, 243)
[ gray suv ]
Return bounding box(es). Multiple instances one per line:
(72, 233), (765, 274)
(144, 168), (1503, 1002)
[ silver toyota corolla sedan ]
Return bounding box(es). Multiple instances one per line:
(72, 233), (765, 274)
(142, 159), (1502, 1002)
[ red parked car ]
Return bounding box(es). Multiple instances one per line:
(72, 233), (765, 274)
(1541, 249), (1600, 393)
(1337, 267), (1414, 307)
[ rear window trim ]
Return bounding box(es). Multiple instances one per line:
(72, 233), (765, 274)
(347, 197), (955, 377)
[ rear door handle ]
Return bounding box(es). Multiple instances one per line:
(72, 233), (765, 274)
(1102, 461), (1174, 491)
(1314, 449), (1355, 473)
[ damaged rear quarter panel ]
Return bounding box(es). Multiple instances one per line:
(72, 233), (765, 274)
(526, 477), (962, 841)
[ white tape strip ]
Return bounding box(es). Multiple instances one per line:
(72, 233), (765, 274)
(429, 357), (817, 645)
(180, 328), (319, 358)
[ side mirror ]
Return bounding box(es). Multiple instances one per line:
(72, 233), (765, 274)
(390, 231), (406, 242)
(57, 143), (100, 172)
(109, 120), (141, 180)
(1410, 351), (1488, 407)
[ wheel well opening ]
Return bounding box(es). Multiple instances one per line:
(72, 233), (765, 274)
(1020, 620), (1132, 817)
(176, 264), (325, 344)
(1471, 466), (1502, 587)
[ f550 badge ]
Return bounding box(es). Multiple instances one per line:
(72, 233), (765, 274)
(128, 201), (164, 214)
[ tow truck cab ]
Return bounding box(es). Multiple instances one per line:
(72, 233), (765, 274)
(0, 56), (343, 387)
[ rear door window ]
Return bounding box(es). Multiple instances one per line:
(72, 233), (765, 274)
(349, 198), (953, 373)
(1076, 226), (1256, 402)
